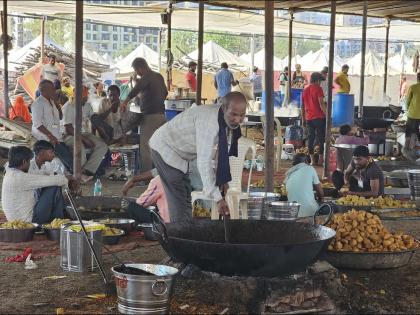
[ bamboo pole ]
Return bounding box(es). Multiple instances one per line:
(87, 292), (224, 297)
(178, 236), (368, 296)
(287, 10), (293, 104)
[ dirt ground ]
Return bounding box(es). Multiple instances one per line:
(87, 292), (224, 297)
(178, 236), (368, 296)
(1, 157), (420, 313)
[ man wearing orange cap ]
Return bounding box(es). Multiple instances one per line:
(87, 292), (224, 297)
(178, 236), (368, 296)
(62, 86), (108, 182)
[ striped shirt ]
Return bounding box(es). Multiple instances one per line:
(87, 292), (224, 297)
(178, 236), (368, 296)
(149, 104), (223, 202)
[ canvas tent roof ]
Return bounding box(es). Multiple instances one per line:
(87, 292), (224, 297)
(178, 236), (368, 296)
(182, 40), (249, 68)
(7, 1), (420, 41)
(83, 47), (108, 65)
(240, 49), (284, 71)
(300, 47), (344, 72)
(115, 43), (160, 75)
(347, 50), (400, 76)
(102, 53), (115, 66)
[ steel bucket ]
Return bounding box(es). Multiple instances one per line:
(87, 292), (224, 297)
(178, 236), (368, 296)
(112, 264), (179, 314)
(266, 202), (300, 221)
(247, 192), (281, 219)
(60, 223), (103, 272)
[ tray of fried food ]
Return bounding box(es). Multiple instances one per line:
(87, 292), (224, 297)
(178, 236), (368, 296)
(324, 209), (419, 269)
(0, 220), (38, 243)
(193, 203), (211, 218)
(370, 208), (420, 221)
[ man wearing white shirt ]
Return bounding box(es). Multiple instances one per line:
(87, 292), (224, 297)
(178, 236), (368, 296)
(31, 79), (73, 173)
(62, 86), (108, 181)
(2, 146), (68, 224)
(149, 91), (247, 222)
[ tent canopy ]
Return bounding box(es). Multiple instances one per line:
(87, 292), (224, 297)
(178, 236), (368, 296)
(240, 49), (284, 71)
(4, 1), (420, 41)
(347, 50), (399, 76)
(115, 42), (161, 75)
(300, 46), (344, 72)
(182, 40), (249, 68)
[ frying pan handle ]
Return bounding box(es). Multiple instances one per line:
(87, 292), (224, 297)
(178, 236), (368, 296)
(312, 203), (334, 226)
(150, 208), (168, 246)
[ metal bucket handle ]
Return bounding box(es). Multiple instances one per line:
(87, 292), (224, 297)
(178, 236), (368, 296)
(151, 279), (168, 296)
(312, 203), (334, 226)
(150, 208), (169, 247)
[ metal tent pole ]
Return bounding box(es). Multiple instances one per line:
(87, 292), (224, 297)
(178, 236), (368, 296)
(196, 0), (204, 105)
(323, 0), (336, 179)
(74, 0), (83, 180)
(383, 18), (390, 94)
(287, 10), (293, 104)
(264, 0), (274, 192)
(359, 0), (368, 117)
(166, 1), (173, 91)
(2, 1), (9, 118)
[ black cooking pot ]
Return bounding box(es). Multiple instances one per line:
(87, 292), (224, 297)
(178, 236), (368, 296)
(354, 118), (395, 130)
(150, 206), (335, 277)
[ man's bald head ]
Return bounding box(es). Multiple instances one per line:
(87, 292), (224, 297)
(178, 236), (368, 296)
(221, 91), (247, 129)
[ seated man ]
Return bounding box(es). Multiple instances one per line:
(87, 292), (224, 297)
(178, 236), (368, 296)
(1, 146), (68, 224)
(91, 85), (138, 145)
(62, 86), (108, 182)
(335, 125), (369, 145)
(31, 79), (73, 173)
(285, 153), (324, 217)
(344, 145), (384, 197)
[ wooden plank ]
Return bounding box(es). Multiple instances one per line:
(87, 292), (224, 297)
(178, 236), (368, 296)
(264, 0), (275, 192)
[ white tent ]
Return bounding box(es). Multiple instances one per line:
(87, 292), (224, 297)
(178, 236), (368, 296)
(300, 47), (344, 72)
(347, 50), (399, 76)
(182, 40), (249, 69)
(116, 43), (160, 74)
(7, 34), (67, 72)
(83, 47), (108, 65)
(240, 49), (284, 71)
(102, 53), (115, 66)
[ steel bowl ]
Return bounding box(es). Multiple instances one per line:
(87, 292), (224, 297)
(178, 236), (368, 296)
(324, 247), (418, 269)
(96, 219), (135, 234)
(43, 227), (61, 241)
(0, 223), (38, 243)
(138, 223), (159, 241)
(102, 229), (125, 245)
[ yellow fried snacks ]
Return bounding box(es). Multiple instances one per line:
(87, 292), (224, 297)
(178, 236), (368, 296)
(336, 195), (415, 209)
(43, 218), (71, 229)
(1, 220), (34, 229)
(327, 209), (418, 252)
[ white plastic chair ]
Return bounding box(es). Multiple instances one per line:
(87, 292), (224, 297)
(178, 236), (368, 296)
(261, 115), (283, 171)
(191, 137), (257, 220)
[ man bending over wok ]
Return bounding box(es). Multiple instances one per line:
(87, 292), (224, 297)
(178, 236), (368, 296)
(149, 92), (247, 222)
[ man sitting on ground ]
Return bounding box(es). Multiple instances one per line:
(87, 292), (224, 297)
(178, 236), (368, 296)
(1, 146), (68, 224)
(344, 145), (384, 197)
(63, 86), (108, 182)
(91, 85), (138, 145)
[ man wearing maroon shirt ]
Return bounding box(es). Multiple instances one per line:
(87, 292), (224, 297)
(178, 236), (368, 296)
(302, 72), (327, 166)
(185, 61), (197, 92)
